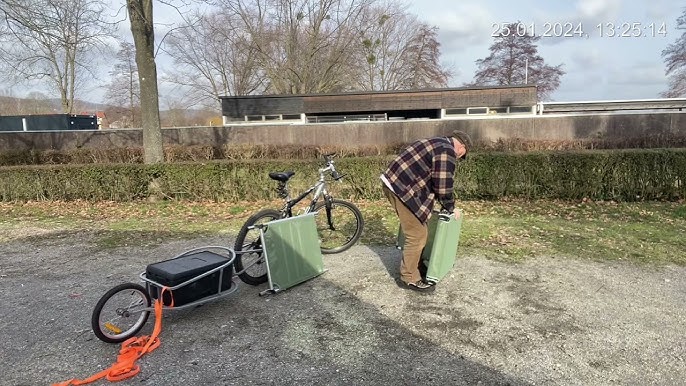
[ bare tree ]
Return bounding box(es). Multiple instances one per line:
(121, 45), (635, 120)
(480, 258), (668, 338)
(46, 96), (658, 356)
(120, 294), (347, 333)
(104, 41), (141, 127)
(127, 0), (163, 164)
(0, 0), (115, 113)
(215, 0), (371, 94)
(468, 22), (564, 100)
(163, 11), (266, 109)
(356, 9), (411, 91)
(661, 8), (686, 98)
(401, 24), (451, 89)
(355, 5), (450, 91)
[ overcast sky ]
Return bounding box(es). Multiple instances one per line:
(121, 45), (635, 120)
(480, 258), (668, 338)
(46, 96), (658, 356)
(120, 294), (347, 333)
(404, 0), (683, 101)
(103, 0), (684, 104)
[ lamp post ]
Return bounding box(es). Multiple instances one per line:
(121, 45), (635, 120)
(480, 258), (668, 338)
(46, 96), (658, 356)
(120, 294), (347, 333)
(524, 57), (528, 84)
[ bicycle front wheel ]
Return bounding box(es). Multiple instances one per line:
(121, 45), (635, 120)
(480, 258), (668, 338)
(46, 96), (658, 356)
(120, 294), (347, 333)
(314, 199), (364, 254)
(234, 209), (282, 285)
(91, 283), (151, 343)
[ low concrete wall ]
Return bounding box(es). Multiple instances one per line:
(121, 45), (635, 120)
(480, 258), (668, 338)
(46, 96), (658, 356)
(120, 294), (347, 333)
(1, 112), (684, 151)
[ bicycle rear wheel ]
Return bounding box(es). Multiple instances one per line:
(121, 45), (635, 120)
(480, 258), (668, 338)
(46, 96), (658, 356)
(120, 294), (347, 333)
(314, 199), (364, 254)
(234, 209), (281, 285)
(91, 283), (151, 343)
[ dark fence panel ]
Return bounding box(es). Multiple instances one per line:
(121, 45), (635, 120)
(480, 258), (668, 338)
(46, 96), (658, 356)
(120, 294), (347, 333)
(0, 116), (23, 132)
(0, 114), (97, 131)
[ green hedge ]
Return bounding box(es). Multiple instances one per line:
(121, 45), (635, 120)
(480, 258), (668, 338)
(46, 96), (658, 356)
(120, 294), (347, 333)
(457, 149), (686, 200)
(1, 149), (684, 202)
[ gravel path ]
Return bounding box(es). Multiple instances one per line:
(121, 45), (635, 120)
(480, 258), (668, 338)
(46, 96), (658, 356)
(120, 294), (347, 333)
(1, 230), (685, 385)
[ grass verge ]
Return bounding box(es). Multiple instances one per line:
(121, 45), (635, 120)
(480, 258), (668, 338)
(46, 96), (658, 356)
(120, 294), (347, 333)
(1, 199), (684, 265)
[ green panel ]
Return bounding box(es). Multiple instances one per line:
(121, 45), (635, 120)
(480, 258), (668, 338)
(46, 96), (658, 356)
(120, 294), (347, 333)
(396, 211), (463, 283)
(262, 213), (325, 291)
(423, 212), (462, 283)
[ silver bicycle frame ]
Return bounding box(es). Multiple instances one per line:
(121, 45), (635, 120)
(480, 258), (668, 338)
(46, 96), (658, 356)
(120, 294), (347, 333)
(282, 159), (337, 215)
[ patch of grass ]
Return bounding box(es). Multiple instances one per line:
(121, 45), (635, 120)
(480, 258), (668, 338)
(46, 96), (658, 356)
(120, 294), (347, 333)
(359, 199), (686, 264)
(457, 200), (686, 264)
(229, 205), (247, 215)
(674, 205), (686, 219)
(1, 199), (684, 264)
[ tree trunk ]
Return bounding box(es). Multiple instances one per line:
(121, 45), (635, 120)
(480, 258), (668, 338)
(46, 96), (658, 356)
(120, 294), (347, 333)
(127, 0), (163, 164)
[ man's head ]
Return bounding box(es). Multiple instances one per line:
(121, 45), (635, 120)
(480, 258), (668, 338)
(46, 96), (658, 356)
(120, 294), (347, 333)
(451, 130), (472, 160)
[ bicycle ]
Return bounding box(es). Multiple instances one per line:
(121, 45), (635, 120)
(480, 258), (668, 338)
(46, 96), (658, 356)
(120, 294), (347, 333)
(233, 153), (364, 285)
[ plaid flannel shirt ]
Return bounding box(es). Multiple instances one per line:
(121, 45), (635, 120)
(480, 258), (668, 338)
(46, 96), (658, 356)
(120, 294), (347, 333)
(382, 137), (457, 223)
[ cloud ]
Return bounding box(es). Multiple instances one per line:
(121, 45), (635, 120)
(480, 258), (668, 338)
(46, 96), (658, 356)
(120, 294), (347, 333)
(552, 61), (667, 100)
(530, 0), (620, 46)
(420, 4), (496, 51)
(569, 47), (604, 68)
(575, 0), (622, 21)
(609, 63), (667, 86)
(646, 0), (683, 21)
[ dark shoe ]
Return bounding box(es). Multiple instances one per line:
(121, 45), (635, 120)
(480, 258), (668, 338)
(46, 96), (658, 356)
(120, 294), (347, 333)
(396, 278), (436, 293)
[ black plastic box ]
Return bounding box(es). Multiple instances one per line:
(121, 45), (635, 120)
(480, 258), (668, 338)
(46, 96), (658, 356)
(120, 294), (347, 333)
(145, 251), (233, 306)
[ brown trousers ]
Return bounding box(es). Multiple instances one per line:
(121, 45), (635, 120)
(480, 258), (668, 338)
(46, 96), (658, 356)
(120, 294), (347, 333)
(382, 185), (428, 284)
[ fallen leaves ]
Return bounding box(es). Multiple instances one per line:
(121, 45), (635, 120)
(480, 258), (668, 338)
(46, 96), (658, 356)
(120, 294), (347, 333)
(1, 198), (684, 264)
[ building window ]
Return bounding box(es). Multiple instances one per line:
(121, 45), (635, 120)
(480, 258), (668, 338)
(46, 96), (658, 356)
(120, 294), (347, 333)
(466, 107), (489, 115)
(445, 108), (467, 115)
(508, 106), (534, 113)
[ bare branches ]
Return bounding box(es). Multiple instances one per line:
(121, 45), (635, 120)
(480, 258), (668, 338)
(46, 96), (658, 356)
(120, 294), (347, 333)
(211, 0), (374, 94)
(354, 4), (450, 91)
(104, 41), (141, 127)
(468, 22), (564, 100)
(161, 10), (266, 109)
(181, 0), (449, 95)
(0, 0), (116, 113)
(661, 8), (686, 97)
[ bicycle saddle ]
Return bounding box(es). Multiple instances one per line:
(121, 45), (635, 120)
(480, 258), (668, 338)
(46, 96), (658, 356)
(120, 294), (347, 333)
(268, 171), (295, 182)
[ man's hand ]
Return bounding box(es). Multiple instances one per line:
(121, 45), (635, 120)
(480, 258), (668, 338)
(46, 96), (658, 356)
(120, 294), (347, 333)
(453, 208), (461, 219)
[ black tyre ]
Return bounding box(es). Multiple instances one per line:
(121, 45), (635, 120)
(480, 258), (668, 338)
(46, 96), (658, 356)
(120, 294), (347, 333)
(91, 283), (151, 343)
(314, 199), (364, 254)
(234, 209), (282, 285)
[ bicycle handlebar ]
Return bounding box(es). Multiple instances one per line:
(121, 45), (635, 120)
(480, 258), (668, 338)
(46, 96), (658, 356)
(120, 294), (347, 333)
(320, 153), (342, 180)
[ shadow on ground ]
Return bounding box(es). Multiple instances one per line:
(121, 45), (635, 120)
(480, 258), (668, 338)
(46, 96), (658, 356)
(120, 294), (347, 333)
(0, 231), (527, 385)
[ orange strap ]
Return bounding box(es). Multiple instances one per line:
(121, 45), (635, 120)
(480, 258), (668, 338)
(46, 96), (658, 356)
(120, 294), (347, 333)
(52, 287), (173, 386)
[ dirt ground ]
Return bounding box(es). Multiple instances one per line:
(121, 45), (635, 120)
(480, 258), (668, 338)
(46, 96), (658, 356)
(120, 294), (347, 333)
(1, 229), (685, 385)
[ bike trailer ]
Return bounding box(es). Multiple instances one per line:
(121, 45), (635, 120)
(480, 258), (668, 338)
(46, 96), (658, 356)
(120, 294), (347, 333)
(145, 250), (233, 306)
(396, 210), (463, 284)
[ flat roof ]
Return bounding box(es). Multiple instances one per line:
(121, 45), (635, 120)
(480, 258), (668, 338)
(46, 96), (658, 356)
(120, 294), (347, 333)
(219, 84), (537, 100)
